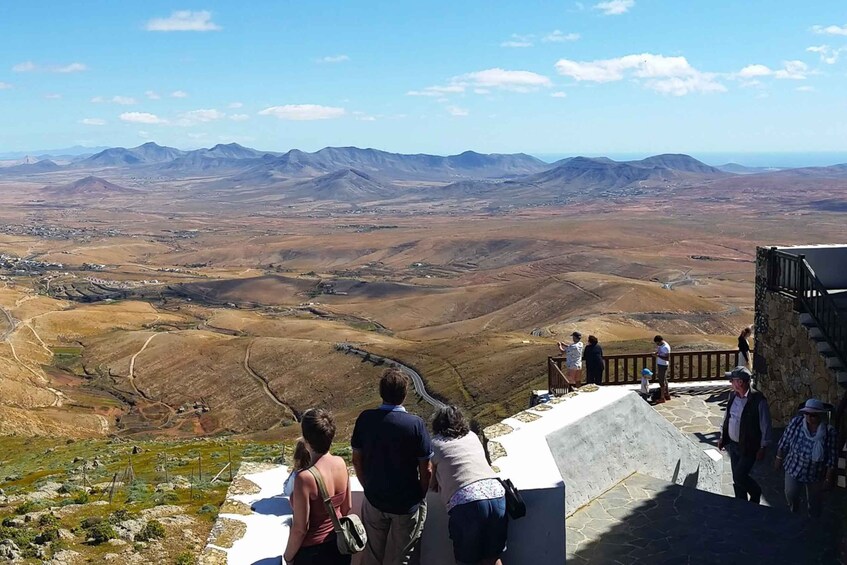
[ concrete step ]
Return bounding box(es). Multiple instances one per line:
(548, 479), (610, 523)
(825, 356), (845, 369)
(808, 326), (825, 340)
(836, 370), (847, 385)
(816, 341), (833, 354)
(799, 313), (817, 327)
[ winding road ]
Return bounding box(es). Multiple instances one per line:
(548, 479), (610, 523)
(244, 339), (299, 419)
(339, 343), (446, 409)
(0, 305), (17, 342)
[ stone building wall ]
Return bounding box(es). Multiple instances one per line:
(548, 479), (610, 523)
(754, 246), (841, 425)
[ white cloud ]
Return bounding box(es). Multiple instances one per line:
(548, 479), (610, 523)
(0, 82), (13, 90)
(409, 68), (551, 99)
(501, 40), (533, 48)
(460, 68), (552, 91)
(501, 34), (534, 48)
(12, 61), (36, 72)
(318, 55), (350, 63)
(145, 90), (161, 100)
(806, 45), (844, 64)
(44, 93), (62, 100)
(774, 60), (808, 80)
(56, 62), (87, 73)
(171, 90), (189, 98)
(258, 104), (346, 120)
(543, 30), (581, 43)
(796, 86), (816, 92)
(737, 64), (772, 79)
(407, 85), (466, 96)
(228, 102), (243, 108)
(352, 112), (377, 121)
(176, 109), (226, 126)
(91, 95), (137, 105)
(811, 24), (847, 36)
(80, 118), (107, 126)
(551, 91), (568, 98)
(229, 114), (250, 122)
(555, 53), (725, 95)
(187, 132), (207, 139)
(120, 112), (168, 124)
(12, 61), (86, 73)
(737, 61), (808, 81)
(145, 10), (221, 32)
(593, 0), (634, 16)
(447, 106), (468, 117)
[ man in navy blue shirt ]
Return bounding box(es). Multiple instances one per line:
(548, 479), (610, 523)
(352, 368), (432, 565)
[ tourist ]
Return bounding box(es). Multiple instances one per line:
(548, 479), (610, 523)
(430, 405), (507, 565)
(283, 437), (312, 497)
(737, 326), (753, 369)
(717, 366), (772, 504)
(652, 335), (671, 403)
(351, 368), (432, 565)
(558, 331), (584, 386)
(283, 409), (352, 565)
(583, 335), (604, 385)
(775, 399), (838, 517)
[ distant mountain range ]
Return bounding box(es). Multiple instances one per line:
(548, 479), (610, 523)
(3, 141), (847, 210)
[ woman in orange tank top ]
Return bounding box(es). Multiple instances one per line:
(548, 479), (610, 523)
(283, 409), (352, 565)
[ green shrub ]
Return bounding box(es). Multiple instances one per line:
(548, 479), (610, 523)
(86, 522), (116, 544)
(108, 509), (130, 524)
(126, 481), (151, 503)
(36, 527), (60, 544)
(136, 520), (165, 542)
(38, 513), (59, 527)
(14, 500), (37, 515)
(73, 490), (90, 504)
(80, 516), (102, 529)
(175, 552), (196, 565)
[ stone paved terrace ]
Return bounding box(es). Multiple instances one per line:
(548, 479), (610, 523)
(567, 383), (847, 564)
(566, 473), (834, 564)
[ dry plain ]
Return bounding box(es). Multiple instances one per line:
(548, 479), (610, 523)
(0, 160), (846, 441)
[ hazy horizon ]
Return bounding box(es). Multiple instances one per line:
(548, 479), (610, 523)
(3, 142), (847, 169)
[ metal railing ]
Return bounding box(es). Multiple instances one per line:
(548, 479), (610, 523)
(548, 349), (741, 393)
(767, 248), (847, 374)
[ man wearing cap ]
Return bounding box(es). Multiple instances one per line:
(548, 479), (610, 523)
(775, 398), (838, 517)
(718, 366), (772, 504)
(558, 332), (584, 386)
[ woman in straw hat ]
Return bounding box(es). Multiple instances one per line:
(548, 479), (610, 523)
(774, 398), (838, 517)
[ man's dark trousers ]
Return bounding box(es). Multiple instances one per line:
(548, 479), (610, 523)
(726, 440), (761, 502)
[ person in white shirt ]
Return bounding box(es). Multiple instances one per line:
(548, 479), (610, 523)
(558, 332), (584, 386)
(652, 335), (671, 403)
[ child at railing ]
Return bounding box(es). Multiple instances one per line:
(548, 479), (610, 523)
(640, 368), (653, 397)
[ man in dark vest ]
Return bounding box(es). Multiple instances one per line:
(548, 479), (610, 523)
(718, 366), (772, 503)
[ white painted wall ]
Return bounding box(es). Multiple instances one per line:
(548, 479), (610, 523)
(777, 245), (847, 289)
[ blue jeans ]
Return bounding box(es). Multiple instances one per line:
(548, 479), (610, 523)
(448, 496), (508, 564)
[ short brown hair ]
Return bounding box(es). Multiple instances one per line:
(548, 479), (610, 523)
(380, 368), (408, 405)
(300, 408), (336, 454)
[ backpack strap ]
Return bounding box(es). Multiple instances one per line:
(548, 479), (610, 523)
(306, 466), (344, 534)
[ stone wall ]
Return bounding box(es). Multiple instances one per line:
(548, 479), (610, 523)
(754, 247), (840, 425)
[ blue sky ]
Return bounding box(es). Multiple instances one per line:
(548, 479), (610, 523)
(2, 1), (847, 158)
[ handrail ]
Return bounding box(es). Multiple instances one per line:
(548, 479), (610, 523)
(766, 249), (847, 373)
(548, 348), (741, 390)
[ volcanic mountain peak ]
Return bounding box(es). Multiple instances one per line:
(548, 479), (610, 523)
(45, 175), (139, 195)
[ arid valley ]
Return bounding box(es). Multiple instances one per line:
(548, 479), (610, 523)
(2, 144), (847, 443)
